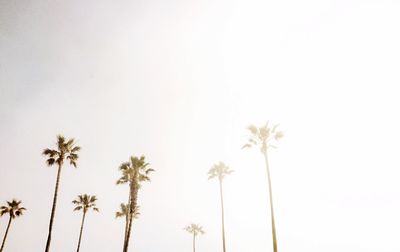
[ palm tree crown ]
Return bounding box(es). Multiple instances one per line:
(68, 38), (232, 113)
(116, 204), (140, 219)
(72, 194), (99, 213)
(242, 122), (284, 153)
(184, 224), (205, 236)
(43, 135), (81, 167)
(116, 156), (154, 186)
(208, 162), (233, 181)
(0, 200), (26, 219)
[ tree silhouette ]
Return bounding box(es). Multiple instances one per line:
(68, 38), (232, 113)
(242, 122), (283, 252)
(0, 199), (26, 252)
(72, 194), (99, 252)
(117, 155), (154, 252)
(43, 135), (80, 252)
(116, 203), (140, 246)
(208, 162), (233, 252)
(184, 224), (205, 252)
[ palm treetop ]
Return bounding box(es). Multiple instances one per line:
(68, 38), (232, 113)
(208, 162), (233, 181)
(0, 199), (26, 219)
(43, 135), (81, 167)
(72, 194), (99, 213)
(184, 224), (205, 236)
(116, 155), (154, 186)
(242, 122), (284, 153)
(115, 203), (140, 219)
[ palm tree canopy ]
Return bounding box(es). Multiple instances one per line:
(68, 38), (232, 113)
(184, 224), (205, 236)
(242, 122), (284, 153)
(208, 161), (233, 181)
(116, 155), (154, 186)
(43, 135), (81, 167)
(72, 194), (99, 213)
(0, 199), (26, 219)
(115, 204), (140, 219)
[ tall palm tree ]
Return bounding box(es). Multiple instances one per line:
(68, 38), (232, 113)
(116, 204), (140, 246)
(0, 199), (26, 252)
(184, 224), (205, 252)
(242, 122), (283, 252)
(43, 135), (80, 252)
(116, 155), (154, 252)
(72, 194), (99, 252)
(208, 162), (233, 252)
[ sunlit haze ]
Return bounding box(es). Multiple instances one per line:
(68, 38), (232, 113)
(1, 0), (400, 251)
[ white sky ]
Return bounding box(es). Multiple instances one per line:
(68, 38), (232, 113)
(1, 0), (400, 251)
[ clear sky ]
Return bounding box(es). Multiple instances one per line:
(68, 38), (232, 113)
(1, 0), (400, 251)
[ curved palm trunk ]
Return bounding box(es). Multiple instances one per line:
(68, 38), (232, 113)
(0, 215), (12, 252)
(76, 211), (87, 252)
(263, 152), (278, 252)
(123, 194), (131, 251)
(219, 180), (226, 252)
(124, 213), (133, 252)
(192, 234), (196, 252)
(45, 163), (62, 252)
(124, 180), (138, 252)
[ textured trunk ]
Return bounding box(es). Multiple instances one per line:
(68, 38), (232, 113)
(124, 212), (133, 252)
(263, 152), (278, 252)
(76, 211), (86, 252)
(219, 180), (226, 252)
(0, 215), (12, 252)
(123, 194), (131, 251)
(192, 234), (196, 252)
(124, 177), (138, 252)
(45, 163), (62, 252)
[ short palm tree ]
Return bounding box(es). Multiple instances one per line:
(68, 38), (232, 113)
(0, 199), (26, 252)
(116, 155), (154, 252)
(184, 224), (205, 252)
(43, 135), (80, 252)
(115, 203), (140, 246)
(72, 194), (99, 252)
(208, 162), (233, 252)
(242, 122), (283, 252)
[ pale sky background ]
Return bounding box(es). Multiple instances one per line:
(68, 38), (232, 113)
(1, 0), (400, 251)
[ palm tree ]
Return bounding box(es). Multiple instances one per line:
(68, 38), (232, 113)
(242, 122), (283, 252)
(72, 194), (99, 252)
(116, 155), (154, 252)
(184, 224), (205, 252)
(0, 199), (26, 252)
(208, 162), (233, 252)
(43, 135), (80, 252)
(115, 203), (140, 247)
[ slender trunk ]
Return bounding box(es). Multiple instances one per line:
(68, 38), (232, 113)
(45, 163), (63, 252)
(123, 194), (131, 251)
(0, 215), (12, 252)
(263, 151), (278, 252)
(124, 179), (138, 252)
(219, 180), (226, 252)
(124, 210), (133, 252)
(192, 234), (196, 252)
(76, 211), (86, 252)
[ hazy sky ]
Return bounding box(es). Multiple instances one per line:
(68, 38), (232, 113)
(1, 0), (400, 251)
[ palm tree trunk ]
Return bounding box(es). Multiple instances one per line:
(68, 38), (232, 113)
(76, 211), (86, 252)
(45, 163), (62, 252)
(123, 209), (133, 252)
(124, 181), (137, 252)
(192, 234), (196, 252)
(123, 194), (131, 252)
(0, 215), (12, 252)
(219, 180), (226, 252)
(263, 152), (278, 252)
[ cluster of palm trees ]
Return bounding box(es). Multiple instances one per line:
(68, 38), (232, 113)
(0, 122), (284, 252)
(184, 122), (284, 252)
